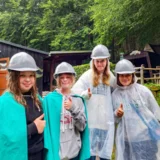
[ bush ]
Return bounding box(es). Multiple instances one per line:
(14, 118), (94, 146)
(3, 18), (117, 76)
(74, 62), (115, 80)
(74, 64), (90, 80)
(144, 83), (160, 105)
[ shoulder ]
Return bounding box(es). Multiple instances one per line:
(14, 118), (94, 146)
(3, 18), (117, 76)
(72, 95), (86, 105)
(112, 88), (120, 97)
(0, 92), (24, 111)
(83, 69), (92, 75)
(43, 90), (62, 101)
(79, 69), (92, 79)
(136, 83), (151, 93)
(0, 91), (15, 102)
(72, 94), (84, 101)
(136, 83), (153, 97)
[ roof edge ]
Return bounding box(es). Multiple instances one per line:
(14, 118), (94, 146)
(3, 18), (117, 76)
(0, 39), (49, 55)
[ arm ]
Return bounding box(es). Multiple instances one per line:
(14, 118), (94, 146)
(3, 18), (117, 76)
(145, 88), (160, 121)
(69, 97), (87, 131)
(27, 123), (38, 138)
(72, 70), (91, 99)
(112, 91), (123, 123)
(43, 97), (52, 150)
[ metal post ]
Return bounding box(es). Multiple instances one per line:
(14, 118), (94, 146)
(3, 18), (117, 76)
(120, 52), (124, 60)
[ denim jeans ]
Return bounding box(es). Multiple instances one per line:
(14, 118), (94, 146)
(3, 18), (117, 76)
(90, 128), (108, 153)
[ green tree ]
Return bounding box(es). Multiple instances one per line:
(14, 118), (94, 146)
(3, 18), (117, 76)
(0, 0), (45, 48)
(90, 0), (160, 51)
(37, 0), (94, 51)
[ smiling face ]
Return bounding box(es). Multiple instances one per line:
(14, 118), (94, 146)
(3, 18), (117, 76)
(58, 73), (74, 90)
(19, 71), (35, 93)
(118, 74), (133, 86)
(93, 58), (107, 73)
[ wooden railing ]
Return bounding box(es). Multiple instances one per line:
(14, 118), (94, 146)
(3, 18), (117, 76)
(135, 65), (160, 84)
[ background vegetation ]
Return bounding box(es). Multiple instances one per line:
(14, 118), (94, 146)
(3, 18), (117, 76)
(74, 61), (115, 80)
(0, 0), (160, 62)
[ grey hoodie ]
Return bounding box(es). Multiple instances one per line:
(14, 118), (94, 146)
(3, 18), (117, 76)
(56, 89), (87, 160)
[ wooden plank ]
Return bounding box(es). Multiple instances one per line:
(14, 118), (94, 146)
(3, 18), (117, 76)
(143, 68), (160, 71)
(0, 57), (9, 95)
(144, 77), (160, 80)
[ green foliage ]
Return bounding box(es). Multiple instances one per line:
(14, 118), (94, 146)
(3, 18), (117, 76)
(0, 0), (94, 51)
(74, 62), (115, 80)
(74, 63), (90, 80)
(90, 0), (160, 47)
(47, 0), (94, 50)
(0, 0), (44, 48)
(0, 0), (160, 54)
(144, 83), (160, 105)
(110, 62), (116, 72)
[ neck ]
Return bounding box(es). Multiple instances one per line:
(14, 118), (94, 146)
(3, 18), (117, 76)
(60, 88), (71, 95)
(22, 90), (31, 95)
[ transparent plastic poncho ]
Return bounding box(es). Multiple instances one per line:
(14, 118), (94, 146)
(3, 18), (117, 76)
(72, 69), (115, 159)
(112, 83), (160, 160)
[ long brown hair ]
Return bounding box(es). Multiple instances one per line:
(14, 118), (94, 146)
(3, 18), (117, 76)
(7, 71), (41, 108)
(92, 60), (110, 87)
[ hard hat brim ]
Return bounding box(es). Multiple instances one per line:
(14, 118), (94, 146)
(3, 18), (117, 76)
(115, 71), (135, 74)
(8, 67), (39, 71)
(54, 72), (76, 78)
(91, 56), (110, 59)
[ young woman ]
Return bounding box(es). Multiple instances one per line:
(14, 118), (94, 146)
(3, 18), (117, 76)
(0, 52), (45, 160)
(72, 44), (115, 160)
(112, 59), (160, 160)
(43, 62), (90, 160)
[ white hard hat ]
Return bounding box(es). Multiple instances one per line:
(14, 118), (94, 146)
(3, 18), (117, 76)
(8, 52), (38, 71)
(54, 62), (76, 78)
(115, 59), (135, 74)
(91, 44), (110, 59)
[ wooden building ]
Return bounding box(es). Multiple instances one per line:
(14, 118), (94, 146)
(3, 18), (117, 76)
(124, 44), (160, 77)
(0, 40), (48, 95)
(0, 40), (91, 93)
(43, 51), (91, 91)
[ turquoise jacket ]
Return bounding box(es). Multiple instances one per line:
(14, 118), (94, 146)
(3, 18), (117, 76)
(43, 91), (90, 160)
(0, 92), (28, 160)
(0, 91), (43, 160)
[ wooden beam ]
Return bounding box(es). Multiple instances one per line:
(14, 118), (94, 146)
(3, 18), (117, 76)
(146, 52), (152, 77)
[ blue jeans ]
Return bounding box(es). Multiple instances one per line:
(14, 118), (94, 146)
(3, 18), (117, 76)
(87, 156), (110, 160)
(90, 128), (108, 153)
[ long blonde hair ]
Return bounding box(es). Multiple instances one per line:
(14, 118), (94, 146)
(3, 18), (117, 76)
(7, 71), (41, 108)
(92, 60), (110, 87)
